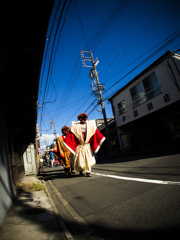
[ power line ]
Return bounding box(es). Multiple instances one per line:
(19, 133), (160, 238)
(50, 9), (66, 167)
(40, 0), (70, 129)
(53, 0), (133, 122)
(39, 0), (62, 100)
(47, 92), (92, 114)
(54, 0), (133, 128)
(55, 94), (93, 134)
(73, 0), (89, 50)
(53, 93), (93, 119)
(64, 94), (92, 126)
(83, 0), (132, 51)
(84, 99), (97, 113)
(88, 103), (99, 116)
(107, 2), (180, 75)
(44, 49), (58, 104)
(103, 30), (180, 85)
(103, 31), (180, 97)
(43, 0), (70, 103)
(45, 0), (73, 103)
(40, 0), (180, 133)
(91, 0), (133, 51)
(85, 31), (180, 115)
(99, 0), (172, 79)
(53, 3), (179, 125)
(85, 30), (180, 115)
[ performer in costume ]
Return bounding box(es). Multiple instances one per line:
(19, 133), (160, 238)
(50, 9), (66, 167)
(53, 126), (72, 175)
(63, 113), (106, 177)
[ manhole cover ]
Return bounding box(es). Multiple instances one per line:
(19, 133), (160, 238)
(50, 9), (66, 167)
(25, 208), (46, 215)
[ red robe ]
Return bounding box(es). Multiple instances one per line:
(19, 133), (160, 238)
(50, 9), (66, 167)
(63, 121), (105, 172)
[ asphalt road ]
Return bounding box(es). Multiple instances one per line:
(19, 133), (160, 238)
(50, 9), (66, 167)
(43, 153), (180, 240)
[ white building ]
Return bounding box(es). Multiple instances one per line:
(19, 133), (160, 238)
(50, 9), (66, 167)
(108, 50), (180, 153)
(95, 118), (114, 128)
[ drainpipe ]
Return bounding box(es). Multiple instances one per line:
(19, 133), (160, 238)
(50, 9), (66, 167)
(167, 61), (180, 90)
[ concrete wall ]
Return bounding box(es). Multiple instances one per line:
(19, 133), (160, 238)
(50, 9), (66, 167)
(0, 87), (14, 224)
(23, 143), (37, 175)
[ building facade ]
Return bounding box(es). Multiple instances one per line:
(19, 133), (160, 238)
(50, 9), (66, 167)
(0, 1), (55, 224)
(109, 50), (180, 154)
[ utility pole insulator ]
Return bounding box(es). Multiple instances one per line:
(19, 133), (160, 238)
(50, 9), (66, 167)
(50, 120), (57, 140)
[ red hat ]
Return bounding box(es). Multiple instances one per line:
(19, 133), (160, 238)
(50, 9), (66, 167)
(77, 113), (88, 120)
(61, 126), (69, 133)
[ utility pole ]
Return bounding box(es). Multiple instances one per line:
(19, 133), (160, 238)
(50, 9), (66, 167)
(80, 50), (112, 157)
(50, 120), (57, 141)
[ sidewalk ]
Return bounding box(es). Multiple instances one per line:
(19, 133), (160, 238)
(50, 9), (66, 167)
(0, 174), (72, 240)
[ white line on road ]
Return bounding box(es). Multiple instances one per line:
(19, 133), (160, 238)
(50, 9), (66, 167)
(91, 172), (180, 185)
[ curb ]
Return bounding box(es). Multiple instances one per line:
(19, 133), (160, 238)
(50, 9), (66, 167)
(42, 179), (74, 240)
(48, 180), (96, 237)
(42, 177), (103, 240)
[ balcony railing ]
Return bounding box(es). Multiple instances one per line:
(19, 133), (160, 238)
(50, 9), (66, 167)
(145, 85), (162, 100)
(132, 95), (146, 108)
(131, 85), (162, 108)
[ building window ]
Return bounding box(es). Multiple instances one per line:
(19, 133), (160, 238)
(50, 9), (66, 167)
(147, 102), (153, 111)
(122, 116), (126, 122)
(130, 82), (146, 107)
(134, 109), (138, 117)
(117, 100), (127, 115)
(142, 72), (161, 100)
(163, 93), (171, 102)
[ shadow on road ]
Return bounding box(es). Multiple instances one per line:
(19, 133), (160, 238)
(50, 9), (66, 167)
(39, 162), (180, 240)
(97, 151), (180, 165)
(2, 192), (178, 240)
(66, 219), (179, 240)
(0, 191), (65, 240)
(40, 167), (84, 181)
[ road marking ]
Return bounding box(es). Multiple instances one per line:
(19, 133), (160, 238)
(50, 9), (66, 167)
(91, 172), (180, 185)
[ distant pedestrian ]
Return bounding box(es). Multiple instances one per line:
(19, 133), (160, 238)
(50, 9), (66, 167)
(43, 154), (46, 166)
(64, 113), (105, 177)
(49, 151), (56, 167)
(45, 154), (50, 166)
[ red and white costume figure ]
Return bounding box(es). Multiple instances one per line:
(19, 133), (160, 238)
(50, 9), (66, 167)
(64, 120), (105, 174)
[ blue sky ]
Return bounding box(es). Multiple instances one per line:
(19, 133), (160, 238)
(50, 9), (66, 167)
(38, 0), (180, 149)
